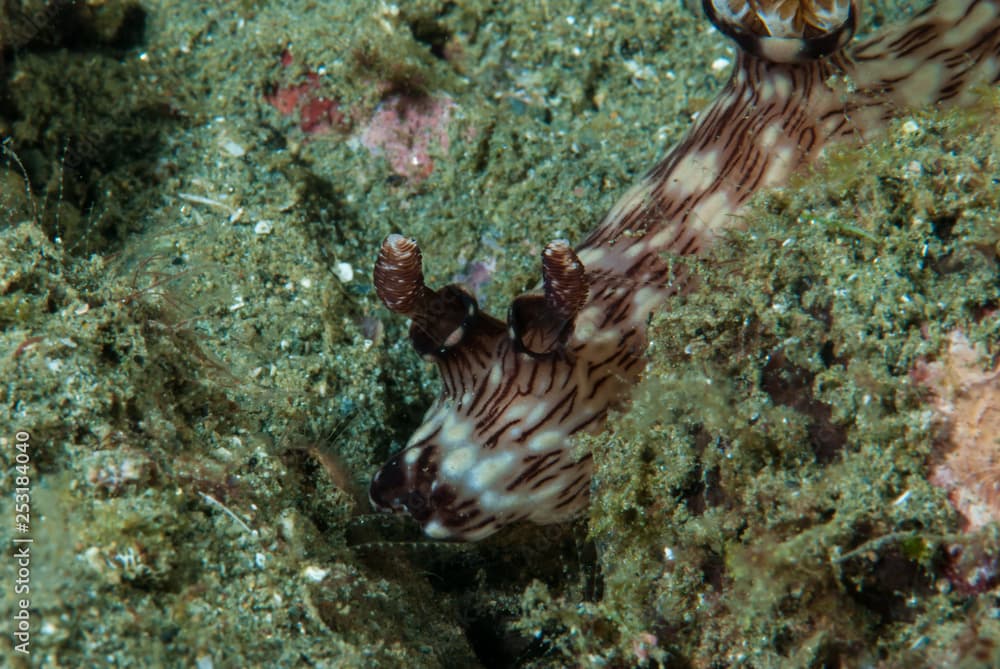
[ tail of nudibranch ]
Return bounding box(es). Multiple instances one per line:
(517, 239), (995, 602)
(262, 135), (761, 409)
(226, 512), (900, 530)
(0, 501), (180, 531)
(368, 0), (1000, 541)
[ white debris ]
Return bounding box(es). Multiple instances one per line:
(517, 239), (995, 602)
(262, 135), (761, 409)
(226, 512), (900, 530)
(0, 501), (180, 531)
(711, 57), (731, 73)
(220, 139), (247, 157)
(303, 565), (329, 583)
(335, 261), (354, 283)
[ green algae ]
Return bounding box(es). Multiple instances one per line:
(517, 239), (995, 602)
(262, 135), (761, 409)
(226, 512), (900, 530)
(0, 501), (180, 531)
(1, 0), (998, 667)
(526, 99), (1000, 667)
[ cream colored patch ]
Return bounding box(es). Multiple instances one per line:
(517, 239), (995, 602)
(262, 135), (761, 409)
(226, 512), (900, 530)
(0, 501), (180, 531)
(770, 73), (792, 101)
(648, 222), (683, 252)
(528, 430), (564, 452)
(528, 482), (564, 504)
(761, 144), (795, 188)
(623, 242), (645, 260)
(478, 489), (523, 513)
(441, 445), (479, 478)
(686, 190), (732, 238)
(667, 150), (722, 200)
(441, 411), (473, 447)
(758, 123), (783, 152)
(632, 286), (662, 320)
(504, 403), (527, 422)
(585, 327), (621, 353)
(525, 401), (551, 427)
(758, 78), (775, 104)
(577, 246), (605, 267)
(404, 446), (423, 466)
(573, 304), (604, 342)
(423, 520), (452, 539)
(574, 320), (596, 343)
(469, 452), (516, 490)
(896, 62), (946, 109)
(577, 304), (603, 326)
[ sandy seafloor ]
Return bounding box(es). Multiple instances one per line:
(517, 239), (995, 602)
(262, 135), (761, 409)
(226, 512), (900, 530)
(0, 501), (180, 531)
(1, 0), (999, 666)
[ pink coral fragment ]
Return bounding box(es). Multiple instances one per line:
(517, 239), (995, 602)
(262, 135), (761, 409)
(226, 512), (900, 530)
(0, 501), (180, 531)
(916, 330), (1000, 531)
(360, 94), (454, 182)
(264, 52), (348, 136)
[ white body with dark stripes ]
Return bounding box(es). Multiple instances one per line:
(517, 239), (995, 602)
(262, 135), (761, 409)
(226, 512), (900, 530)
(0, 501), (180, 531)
(369, 0), (1000, 540)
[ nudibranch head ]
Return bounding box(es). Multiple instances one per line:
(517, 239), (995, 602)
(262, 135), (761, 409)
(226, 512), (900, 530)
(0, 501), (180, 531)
(369, 235), (608, 540)
(704, 0), (857, 62)
(369, 235), (625, 540)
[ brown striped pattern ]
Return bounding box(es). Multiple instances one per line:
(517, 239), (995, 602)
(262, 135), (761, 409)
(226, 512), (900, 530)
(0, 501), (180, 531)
(368, 0), (1000, 540)
(713, 0), (853, 38)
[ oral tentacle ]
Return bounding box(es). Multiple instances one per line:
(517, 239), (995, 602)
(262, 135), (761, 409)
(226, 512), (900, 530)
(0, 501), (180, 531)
(368, 0), (1000, 540)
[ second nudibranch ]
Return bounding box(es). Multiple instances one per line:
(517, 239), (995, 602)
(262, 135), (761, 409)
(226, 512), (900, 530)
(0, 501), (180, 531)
(369, 0), (1000, 541)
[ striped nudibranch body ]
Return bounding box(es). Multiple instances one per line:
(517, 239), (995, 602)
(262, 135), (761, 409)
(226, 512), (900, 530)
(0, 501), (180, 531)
(369, 0), (1000, 541)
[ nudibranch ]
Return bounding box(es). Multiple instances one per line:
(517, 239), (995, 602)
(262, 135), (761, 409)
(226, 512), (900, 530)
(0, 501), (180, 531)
(369, 0), (1000, 540)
